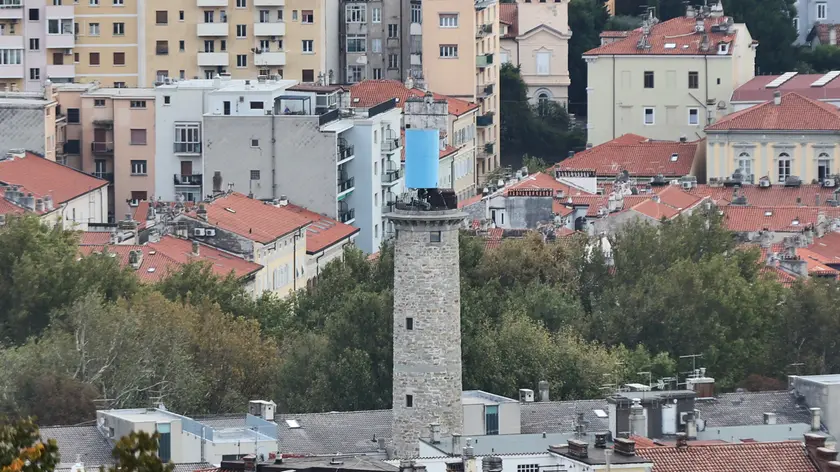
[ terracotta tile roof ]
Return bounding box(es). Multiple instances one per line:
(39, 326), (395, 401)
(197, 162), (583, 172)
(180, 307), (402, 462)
(283, 203), (359, 253)
(79, 245), (181, 283)
(797, 247), (840, 276)
(762, 264), (798, 287)
(484, 227), (504, 250)
(721, 206), (840, 232)
(131, 201), (150, 230)
(458, 193), (484, 209)
(504, 172), (578, 196)
(806, 231), (840, 264)
(150, 236), (262, 279)
(554, 227), (575, 238)
(555, 134), (700, 178)
(189, 192), (310, 244)
(631, 198), (681, 220)
(79, 232), (112, 246)
(637, 441), (817, 472)
(810, 23), (840, 45)
(687, 184), (839, 207)
(499, 3), (518, 38)
(0, 198), (25, 216)
(0, 152), (107, 210)
(706, 92), (840, 131)
(349, 80), (478, 116)
(584, 15), (736, 56)
(600, 30), (631, 39)
(657, 185), (705, 210)
(731, 73), (840, 103)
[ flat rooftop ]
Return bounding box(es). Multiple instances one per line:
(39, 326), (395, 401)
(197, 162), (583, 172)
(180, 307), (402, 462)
(0, 97), (53, 107)
(82, 88), (155, 99)
(213, 79), (298, 93)
(102, 408), (180, 423)
(462, 390), (518, 405)
(425, 432), (577, 456)
(795, 374), (840, 385)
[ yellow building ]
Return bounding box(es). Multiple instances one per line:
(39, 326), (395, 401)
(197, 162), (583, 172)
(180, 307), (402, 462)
(421, 0), (500, 184)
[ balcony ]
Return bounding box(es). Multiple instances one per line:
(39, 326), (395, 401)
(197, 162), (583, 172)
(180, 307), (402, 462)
(410, 53), (421, 66)
(63, 140), (80, 154)
(476, 53), (493, 68)
(0, 1), (23, 20)
(337, 176), (355, 194)
(338, 138), (355, 161)
(476, 112), (494, 127)
(477, 83), (494, 98)
(410, 23), (421, 36)
(0, 36), (23, 49)
(174, 174), (203, 186)
(91, 141), (114, 155)
(198, 52), (229, 66)
(386, 37), (400, 48)
(45, 33), (74, 49)
(482, 142), (495, 157)
(196, 0), (227, 5)
(338, 208), (355, 223)
(0, 64), (23, 79)
(197, 23), (229, 36)
(476, 23), (492, 38)
(93, 172), (114, 183)
(381, 129), (401, 153)
(381, 169), (402, 186)
(254, 0), (284, 5)
(253, 22), (285, 36)
(93, 119), (113, 129)
(47, 64), (75, 79)
(174, 142), (201, 154)
(254, 51), (286, 66)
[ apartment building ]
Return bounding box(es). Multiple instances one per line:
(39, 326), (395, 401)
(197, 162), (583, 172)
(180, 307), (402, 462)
(795, 0), (836, 44)
(499, 0), (571, 106)
(584, 4), (756, 146)
(56, 82), (155, 220)
(421, 0), (500, 184)
(0, 82), (58, 159)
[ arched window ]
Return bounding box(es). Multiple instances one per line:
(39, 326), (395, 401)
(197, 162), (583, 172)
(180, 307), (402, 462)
(818, 152), (832, 181)
(778, 152), (791, 183)
(536, 91), (551, 116)
(737, 152), (752, 180)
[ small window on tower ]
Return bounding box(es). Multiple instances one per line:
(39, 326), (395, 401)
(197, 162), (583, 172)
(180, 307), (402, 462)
(406, 395), (414, 407)
(406, 317), (414, 330)
(430, 231), (441, 243)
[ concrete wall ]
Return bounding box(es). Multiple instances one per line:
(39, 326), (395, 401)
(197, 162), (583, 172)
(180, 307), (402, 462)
(791, 376), (840, 436)
(462, 401), (520, 435)
(43, 185), (109, 230)
(794, 0), (840, 44)
(515, 0), (571, 105)
(505, 195), (553, 229)
(0, 104), (47, 157)
(154, 85), (210, 201)
(592, 209), (659, 236)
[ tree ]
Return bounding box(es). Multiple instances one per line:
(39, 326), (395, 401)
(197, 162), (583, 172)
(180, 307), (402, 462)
(722, 0), (798, 74)
(568, 0), (609, 116)
(0, 418), (59, 472)
(101, 432), (174, 472)
(14, 375), (99, 426)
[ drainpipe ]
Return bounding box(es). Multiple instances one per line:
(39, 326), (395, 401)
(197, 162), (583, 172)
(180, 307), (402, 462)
(612, 55), (616, 140)
(705, 55), (710, 126)
(292, 228), (302, 292)
(271, 113), (277, 199)
(315, 251), (324, 281)
(400, 0), (405, 81)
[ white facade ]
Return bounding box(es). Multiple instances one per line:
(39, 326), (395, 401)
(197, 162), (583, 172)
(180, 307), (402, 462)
(49, 184), (109, 230)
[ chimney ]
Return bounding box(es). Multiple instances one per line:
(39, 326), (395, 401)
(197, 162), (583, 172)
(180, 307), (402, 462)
(128, 249), (143, 270)
(405, 76), (415, 90)
(763, 412), (777, 425)
(213, 171), (223, 193)
(213, 74), (222, 89)
(811, 407), (822, 431)
(586, 142), (593, 149)
(817, 448), (840, 463)
(675, 432), (688, 448)
(805, 433), (827, 457)
(685, 411), (697, 439)
(22, 193), (35, 211)
(243, 455), (257, 472)
(538, 380), (550, 402)
(831, 27), (838, 46)
(481, 456), (501, 472)
(594, 432), (607, 448)
(567, 439), (589, 459)
(774, 91), (782, 105)
(429, 423), (441, 444)
(629, 399), (647, 437)
(613, 437), (636, 457)
(197, 203), (208, 221)
(463, 438), (475, 460)
(828, 462), (840, 471)
(35, 198), (44, 213)
(377, 437), (386, 452)
(43, 79), (53, 100)
(192, 240), (200, 257)
(679, 134), (687, 143)
(43, 195), (54, 211)
(686, 5), (696, 18)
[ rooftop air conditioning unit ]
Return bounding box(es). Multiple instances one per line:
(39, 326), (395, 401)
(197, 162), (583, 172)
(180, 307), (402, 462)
(785, 176), (803, 187)
(193, 228), (206, 237)
(759, 177), (771, 188)
(823, 178), (836, 188)
(682, 181), (694, 190)
(205, 228), (216, 236)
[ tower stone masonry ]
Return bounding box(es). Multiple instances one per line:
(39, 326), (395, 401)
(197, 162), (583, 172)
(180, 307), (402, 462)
(390, 207), (466, 458)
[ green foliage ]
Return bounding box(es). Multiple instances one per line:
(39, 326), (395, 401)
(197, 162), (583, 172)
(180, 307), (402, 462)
(604, 15), (642, 31)
(568, 0), (609, 116)
(0, 418), (59, 472)
(797, 45), (840, 74)
(723, 0), (798, 74)
(101, 431), (174, 472)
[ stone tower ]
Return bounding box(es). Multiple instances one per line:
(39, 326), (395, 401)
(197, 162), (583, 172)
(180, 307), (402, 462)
(391, 206), (466, 457)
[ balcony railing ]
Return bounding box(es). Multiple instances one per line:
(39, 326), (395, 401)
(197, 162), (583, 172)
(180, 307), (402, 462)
(338, 177), (355, 193)
(477, 113), (494, 127)
(477, 83), (494, 98)
(381, 169), (402, 184)
(174, 142), (202, 154)
(381, 130), (401, 152)
(91, 141), (114, 155)
(484, 142), (495, 155)
(93, 172), (114, 183)
(174, 174), (203, 186)
(339, 208), (355, 223)
(338, 139), (355, 160)
(63, 140), (80, 154)
(476, 53), (493, 68)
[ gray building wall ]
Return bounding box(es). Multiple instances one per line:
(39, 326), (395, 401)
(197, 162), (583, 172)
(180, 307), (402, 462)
(592, 210), (661, 236)
(791, 375), (840, 435)
(203, 115), (339, 218)
(506, 196), (554, 229)
(339, 0), (416, 82)
(391, 209), (466, 458)
(0, 105), (46, 157)
(796, 0), (840, 45)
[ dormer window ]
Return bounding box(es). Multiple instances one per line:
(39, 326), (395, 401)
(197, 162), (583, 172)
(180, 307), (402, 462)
(718, 42), (729, 54)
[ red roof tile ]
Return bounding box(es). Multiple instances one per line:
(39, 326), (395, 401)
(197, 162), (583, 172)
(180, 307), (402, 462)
(732, 73), (840, 103)
(79, 245), (181, 283)
(637, 441), (817, 472)
(810, 23), (840, 45)
(458, 193), (484, 209)
(721, 206), (840, 232)
(762, 264), (798, 287)
(499, 3), (518, 38)
(79, 232), (112, 246)
(150, 235), (262, 278)
(631, 198), (681, 220)
(0, 152), (107, 209)
(584, 15), (736, 56)
(556, 134), (700, 178)
(806, 231), (840, 264)
(484, 227), (504, 250)
(0, 198), (25, 216)
(349, 80), (478, 116)
(190, 192), (310, 244)
(707, 92), (840, 131)
(797, 247), (840, 276)
(504, 172), (579, 196)
(283, 203), (359, 253)
(657, 185), (705, 210)
(687, 184), (839, 207)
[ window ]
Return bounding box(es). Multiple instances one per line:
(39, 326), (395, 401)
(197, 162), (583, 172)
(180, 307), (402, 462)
(388, 54), (398, 68)
(156, 70), (168, 81)
(28, 68), (39, 80)
(130, 100), (146, 108)
(113, 52), (125, 65)
(688, 107), (699, 125)
(0, 50), (21, 65)
(372, 67), (382, 79)
(643, 107), (655, 125)
(411, 2), (421, 23)
(236, 54), (247, 67)
(817, 2), (827, 20)
(236, 0), (245, 7)
(29, 38), (39, 50)
(405, 395), (413, 407)
(485, 405), (499, 435)
(204, 40), (214, 52)
(179, 40), (185, 51)
(793, 17), (799, 31)
(372, 7), (381, 23)
(249, 100), (263, 109)
(89, 0), (98, 5)
(388, 23), (398, 37)
(347, 65), (364, 82)
(156, 40), (168, 55)
(372, 38), (382, 53)
(405, 317), (413, 330)
(430, 231), (441, 242)
(302, 40), (313, 53)
(644, 71), (654, 88)
(439, 45), (458, 58)
(156, 10), (167, 25)
(179, 10), (184, 20)
(164, 96), (171, 105)
(89, 22), (100, 36)
(301, 10), (313, 23)
(74, 53), (79, 63)
(819, 153), (831, 180)
(28, 8), (38, 21)
(250, 169), (260, 180)
(204, 11), (214, 22)
(66, 108), (80, 122)
(500, 51), (509, 64)
(277, 10), (282, 20)
(516, 465), (539, 472)
(114, 81), (126, 88)
(236, 24), (246, 37)
(174, 123), (200, 153)
(113, 0), (123, 5)
(251, 138), (260, 147)
(536, 51), (550, 75)
(259, 39), (270, 51)
(346, 4), (365, 22)
(130, 159), (148, 174)
(130, 129), (147, 145)
(292, 10), (297, 20)
(113, 22), (124, 35)
(302, 69), (314, 82)
(347, 34), (366, 52)
(737, 152), (752, 179)
(688, 71), (699, 89)
(94, 99), (105, 107)
(439, 13), (458, 27)
(778, 153), (791, 183)
(374, 224), (378, 238)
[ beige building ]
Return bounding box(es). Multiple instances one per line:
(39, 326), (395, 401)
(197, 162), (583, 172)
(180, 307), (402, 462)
(56, 83), (155, 220)
(584, 4), (756, 146)
(421, 0), (500, 184)
(499, 0), (571, 106)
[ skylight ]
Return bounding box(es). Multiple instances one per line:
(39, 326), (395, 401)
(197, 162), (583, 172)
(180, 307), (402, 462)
(286, 419), (301, 429)
(792, 219), (800, 226)
(147, 267), (156, 273)
(224, 207), (236, 213)
(670, 153), (679, 162)
(664, 43), (676, 49)
(594, 409), (608, 418)
(765, 211), (773, 216)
